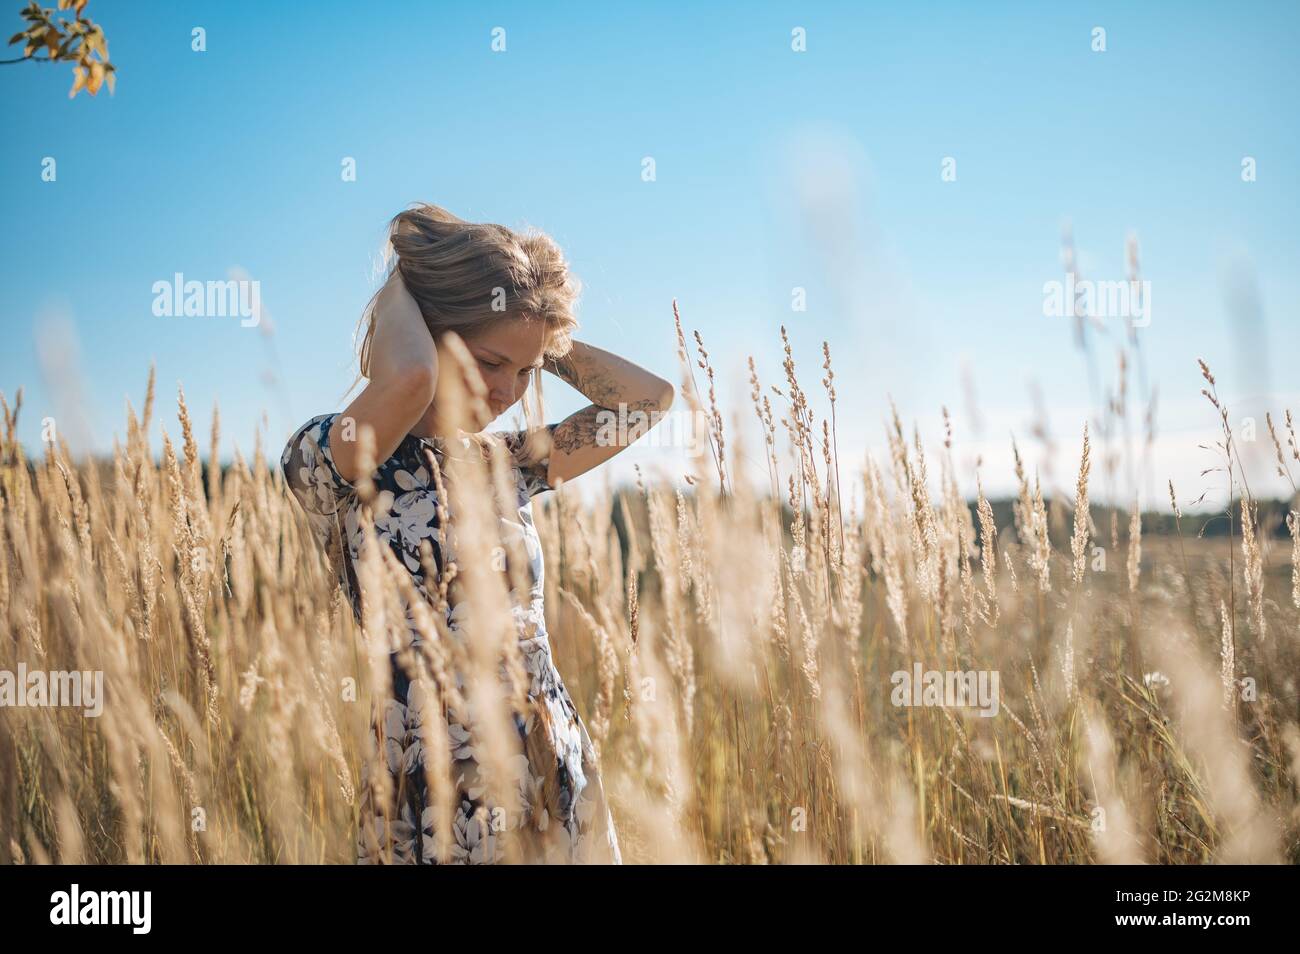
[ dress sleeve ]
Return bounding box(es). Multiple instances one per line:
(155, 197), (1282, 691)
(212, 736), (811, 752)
(280, 412), (357, 515)
(491, 423), (559, 499)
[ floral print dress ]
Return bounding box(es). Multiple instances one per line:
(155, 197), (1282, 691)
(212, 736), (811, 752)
(281, 412), (622, 864)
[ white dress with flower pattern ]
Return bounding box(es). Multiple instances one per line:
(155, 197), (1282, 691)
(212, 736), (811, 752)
(281, 412), (622, 864)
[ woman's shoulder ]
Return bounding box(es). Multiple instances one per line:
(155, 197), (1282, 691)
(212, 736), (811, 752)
(281, 412), (354, 515)
(284, 412), (340, 447)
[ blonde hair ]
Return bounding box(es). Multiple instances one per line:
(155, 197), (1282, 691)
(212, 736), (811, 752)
(347, 203), (581, 424)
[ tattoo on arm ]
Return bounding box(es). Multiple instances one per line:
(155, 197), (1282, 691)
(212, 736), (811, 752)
(544, 354), (582, 389)
(545, 352), (630, 410)
(550, 405), (605, 455)
(544, 344), (671, 457)
(551, 399), (663, 455)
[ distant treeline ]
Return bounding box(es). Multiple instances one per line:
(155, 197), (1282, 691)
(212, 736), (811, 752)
(976, 497), (1297, 541)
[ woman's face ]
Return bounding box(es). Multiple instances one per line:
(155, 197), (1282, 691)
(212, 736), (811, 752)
(421, 317), (548, 435)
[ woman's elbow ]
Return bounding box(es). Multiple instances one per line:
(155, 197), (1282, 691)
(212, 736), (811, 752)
(657, 381), (676, 412)
(395, 362), (438, 409)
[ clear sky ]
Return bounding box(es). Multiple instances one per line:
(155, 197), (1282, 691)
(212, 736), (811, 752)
(2, 0), (1297, 511)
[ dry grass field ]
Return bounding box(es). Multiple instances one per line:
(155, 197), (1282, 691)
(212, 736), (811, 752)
(2, 319), (1298, 865)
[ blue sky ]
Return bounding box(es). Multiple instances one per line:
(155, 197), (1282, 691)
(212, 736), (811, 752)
(2, 0), (1296, 508)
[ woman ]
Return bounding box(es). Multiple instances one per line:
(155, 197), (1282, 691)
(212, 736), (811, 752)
(280, 203), (673, 864)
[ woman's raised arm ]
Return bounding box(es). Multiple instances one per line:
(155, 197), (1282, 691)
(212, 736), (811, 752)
(538, 339), (675, 486)
(329, 273), (439, 485)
